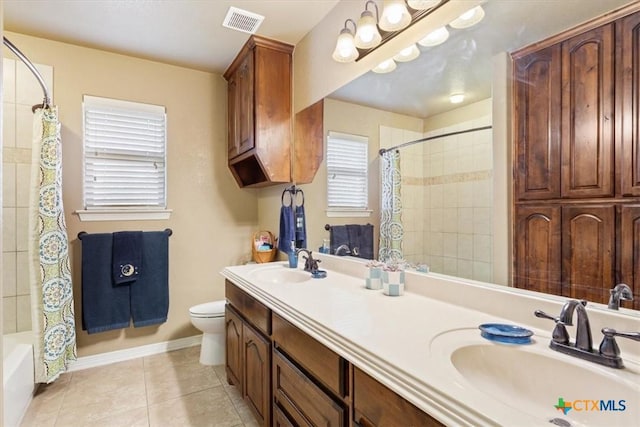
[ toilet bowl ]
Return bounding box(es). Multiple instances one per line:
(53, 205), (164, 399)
(189, 300), (226, 365)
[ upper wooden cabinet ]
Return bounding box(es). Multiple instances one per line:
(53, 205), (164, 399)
(224, 36), (294, 188)
(514, 23), (616, 200)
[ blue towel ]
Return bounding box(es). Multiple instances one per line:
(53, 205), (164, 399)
(81, 233), (131, 334)
(329, 225), (349, 254)
(130, 231), (169, 328)
(295, 205), (307, 249)
(112, 231), (142, 285)
(278, 204), (295, 253)
(347, 224), (374, 260)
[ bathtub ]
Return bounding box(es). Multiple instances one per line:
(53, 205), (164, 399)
(3, 331), (35, 427)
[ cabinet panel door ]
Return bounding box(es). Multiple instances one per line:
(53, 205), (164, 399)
(243, 322), (271, 427)
(225, 305), (243, 391)
(237, 52), (255, 156)
(620, 205), (640, 310)
(514, 45), (562, 200)
(227, 74), (240, 159)
(620, 11), (640, 196)
(561, 23), (615, 198)
(561, 205), (615, 303)
(514, 205), (562, 295)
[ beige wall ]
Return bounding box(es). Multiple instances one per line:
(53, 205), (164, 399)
(257, 98), (423, 256)
(3, 32), (258, 356)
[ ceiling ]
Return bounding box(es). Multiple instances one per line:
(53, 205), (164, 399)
(3, 0), (636, 118)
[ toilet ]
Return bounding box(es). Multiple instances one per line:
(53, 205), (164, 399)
(189, 300), (226, 365)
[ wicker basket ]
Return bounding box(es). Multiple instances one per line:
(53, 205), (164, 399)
(252, 230), (277, 263)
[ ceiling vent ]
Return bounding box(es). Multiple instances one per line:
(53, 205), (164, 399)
(223, 7), (265, 34)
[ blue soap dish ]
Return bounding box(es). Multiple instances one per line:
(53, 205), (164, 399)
(311, 270), (327, 279)
(479, 323), (533, 344)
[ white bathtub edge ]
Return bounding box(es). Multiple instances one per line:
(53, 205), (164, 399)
(68, 335), (202, 372)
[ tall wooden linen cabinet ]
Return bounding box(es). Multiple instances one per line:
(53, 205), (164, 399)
(513, 6), (640, 310)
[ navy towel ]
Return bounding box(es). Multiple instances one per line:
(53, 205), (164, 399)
(347, 224), (374, 260)
(329, 225), (350, 255)
(294, 205), (307, 249)
(278, 204), (295, 253)
(81, 233), (131, 334)
(112, 231), (143, 285)
(131, 231), (169, 328)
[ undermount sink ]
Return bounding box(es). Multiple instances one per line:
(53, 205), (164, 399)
(249, 265), (311, 284)
(430, 329), (640, 426)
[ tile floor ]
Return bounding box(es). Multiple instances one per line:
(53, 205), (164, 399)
(20, 346), (258, 427)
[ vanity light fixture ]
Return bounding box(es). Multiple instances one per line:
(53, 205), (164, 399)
(379, 0), (412, 32)
(407, 0), (442, 10)
(449, 5), (485, 29)
(332, 19), (359, 63)
(372, 58), (397, 73)
(418, 26), (449, 47)
(449, 93), (465, 104)
(393, 43), (420, 62)
(355, 1), (382, 49)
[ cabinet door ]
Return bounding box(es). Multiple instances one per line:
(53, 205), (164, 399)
(561, 205), (615, 303)
(514, 45), (562, 200)
(619, 11), (640, 196)
(620, 205), (640, 310)
(561, 23), (615, 198)
(353, 368), (443, 427)
(228, 52), (255, 159)
(513, 205), (562, 295)
(225, 306), (243, 391)
(243, 322), (271, 427)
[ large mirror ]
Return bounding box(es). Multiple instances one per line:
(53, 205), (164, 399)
(324, 0), (638, 312)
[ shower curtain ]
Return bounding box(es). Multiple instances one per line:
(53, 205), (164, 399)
(378, 150), (404, 262)
(28, 106), (76, 383)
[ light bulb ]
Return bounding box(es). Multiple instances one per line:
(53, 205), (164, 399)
(379, 0), (412, 32)
(449, 93), (465, 104)
(418, 27), (449, 47)
(372, 59), (397, 73)
(393, 44), (420, 62)
(355, 10), (382, 49)
(332, 28), (359, 63)
(450, 5), (485, 29)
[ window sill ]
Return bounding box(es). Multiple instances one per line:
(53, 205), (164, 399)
(326, 209), (372, 218)
(75, 209), (173, 222)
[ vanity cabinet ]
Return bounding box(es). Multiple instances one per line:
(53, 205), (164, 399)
(353, 368), (444, 427)
(225, 281), (272, 426)
(513, 6), (640, 307)
(271, 313), (348, 427)
(223, 35), (293, 188)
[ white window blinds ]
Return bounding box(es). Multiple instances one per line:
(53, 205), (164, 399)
(326, 131), (368, 209)
(83, 95), (167, 209)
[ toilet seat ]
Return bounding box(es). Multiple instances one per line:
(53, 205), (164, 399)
(189, 300), (226, 318)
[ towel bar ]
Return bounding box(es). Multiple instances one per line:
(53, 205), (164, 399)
(77, 229), (172, 240)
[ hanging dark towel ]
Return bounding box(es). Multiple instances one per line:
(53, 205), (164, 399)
(347, 224), (374, 260)
(278, 204), (295, 253)
(112, 231), (143, 285)
(81, 233), (131, 334)
(295, 205), (307, 249)
(329, 225), (350, 255)
(130, 231), (169, 328)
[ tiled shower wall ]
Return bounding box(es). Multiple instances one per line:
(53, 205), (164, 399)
(2, 57), (54, 334)
(380, 113), (493, 283)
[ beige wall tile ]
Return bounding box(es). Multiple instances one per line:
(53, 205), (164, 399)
(457, 234), (473, 261)
(3, 58), (16, 103)
(3, 252), (17, 297)
(3, 296), (17, 333)
(16, 294), (31, 332)
(16, 251), (30, 295)
(16, 62), (53, 106)
(3, 207), (16, 251)
(16, 163), (31, 207)
(15, 103), (34, 149)
(3, 162), (16, 207)
(3, 102), (16, 147)
(16, 207), (28, 251)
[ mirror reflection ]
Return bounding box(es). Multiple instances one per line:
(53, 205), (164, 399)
(325, 0), (637, 311)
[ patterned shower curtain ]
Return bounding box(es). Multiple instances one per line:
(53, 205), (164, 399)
(28, 107), (77, 383)
(378, 150), (404, 262)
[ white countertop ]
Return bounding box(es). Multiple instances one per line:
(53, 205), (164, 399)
(221, 254), (640, 427)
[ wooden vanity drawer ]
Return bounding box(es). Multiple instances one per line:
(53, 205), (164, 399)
(225, 280), (271, 335)
(272, 313), (347, 397)
(273, 349), (346, 427)
(353, 367), (443, 427)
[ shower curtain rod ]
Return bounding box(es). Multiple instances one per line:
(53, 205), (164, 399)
(379, 125), (493, 156)
(3, 36), (51, 109)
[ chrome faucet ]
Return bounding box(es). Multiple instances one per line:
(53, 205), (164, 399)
(535, 299), (638, 369)
(608, 283), (633, 310)
(296, 248), (320, 273)
(334, 244), (351, 256)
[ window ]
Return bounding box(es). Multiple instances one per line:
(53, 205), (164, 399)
(326, 131), (370, 217)
(78, 95), (170, 221)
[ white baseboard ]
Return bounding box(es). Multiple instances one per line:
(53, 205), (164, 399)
(68, 335), (202, 372)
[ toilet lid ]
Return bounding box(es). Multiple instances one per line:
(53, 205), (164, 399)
(189, 300), (226, 317)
